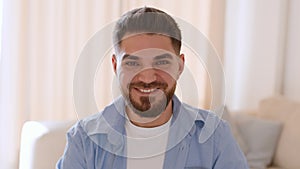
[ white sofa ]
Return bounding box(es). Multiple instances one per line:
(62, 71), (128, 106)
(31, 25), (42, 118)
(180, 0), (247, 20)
(252, 96), (300, 169)
(18, 96), (300, 169)
(19, 120), (75, 169)
(225, 96), (300, 169)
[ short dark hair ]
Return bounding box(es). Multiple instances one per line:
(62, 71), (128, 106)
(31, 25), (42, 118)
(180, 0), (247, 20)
(113, 7), (182, 54)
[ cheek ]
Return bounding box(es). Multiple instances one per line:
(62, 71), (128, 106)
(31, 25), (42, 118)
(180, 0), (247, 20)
(157, 65), (181, 80)
(158, 65), (178, 79)
(166, 77), (177, 88)
(117, 69), (136, 88)
(157, 71), (177, 86)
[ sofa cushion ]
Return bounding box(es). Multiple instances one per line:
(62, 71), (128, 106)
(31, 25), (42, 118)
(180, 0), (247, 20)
(235, 114), (282, 169)
(258, 96), (299, 123)
(259, 96), (300, 169)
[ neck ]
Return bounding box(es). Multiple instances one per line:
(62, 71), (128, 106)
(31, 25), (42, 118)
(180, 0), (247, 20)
(126, 100), (173, 128)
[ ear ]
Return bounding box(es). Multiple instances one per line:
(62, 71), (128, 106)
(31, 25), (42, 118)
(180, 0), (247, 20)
(178, 53), (185, 76)
(112, 54), (117, 74)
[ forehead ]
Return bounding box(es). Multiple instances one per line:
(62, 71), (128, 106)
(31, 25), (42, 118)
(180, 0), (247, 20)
(119, 34), (176, 55)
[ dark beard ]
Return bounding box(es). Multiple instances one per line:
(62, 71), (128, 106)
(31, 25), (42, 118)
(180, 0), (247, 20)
(127, 81), (176, 118)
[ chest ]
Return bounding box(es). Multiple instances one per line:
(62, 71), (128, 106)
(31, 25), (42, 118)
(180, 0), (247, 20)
(86, 136), (216, 169)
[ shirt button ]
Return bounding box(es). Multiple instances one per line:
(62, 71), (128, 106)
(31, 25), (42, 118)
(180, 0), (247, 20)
(181, 145), (185, 150)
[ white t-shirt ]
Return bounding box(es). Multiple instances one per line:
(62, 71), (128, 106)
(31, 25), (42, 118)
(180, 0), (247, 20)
(125, 116), (172, 169)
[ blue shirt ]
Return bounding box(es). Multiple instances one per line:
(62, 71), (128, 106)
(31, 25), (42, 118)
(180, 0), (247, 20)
(57, 96), (249, 169)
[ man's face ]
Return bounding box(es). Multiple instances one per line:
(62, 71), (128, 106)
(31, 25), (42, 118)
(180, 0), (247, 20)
(112, 34), (184, 118)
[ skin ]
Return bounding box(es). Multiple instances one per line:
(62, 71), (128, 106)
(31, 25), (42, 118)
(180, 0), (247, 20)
(112, 34), (185, 128)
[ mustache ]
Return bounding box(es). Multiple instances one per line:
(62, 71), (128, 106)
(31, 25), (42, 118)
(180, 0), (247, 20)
(129, 81), (168, 89)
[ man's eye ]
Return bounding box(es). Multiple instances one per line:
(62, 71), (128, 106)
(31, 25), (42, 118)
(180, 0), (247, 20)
(125, 61), (140, 66)
(155, 60), (170, 65)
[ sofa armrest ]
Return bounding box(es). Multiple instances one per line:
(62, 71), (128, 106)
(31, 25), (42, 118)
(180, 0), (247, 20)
(19, 120), (76, 169)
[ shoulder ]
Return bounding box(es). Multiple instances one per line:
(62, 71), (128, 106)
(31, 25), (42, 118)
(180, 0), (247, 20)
(67, 112), (110, 141)
(181, 103), (230, 144)
(74, 99), (121, 133)
(181, 102), (224, 129)
(67, 98), (126, 144)
(66, 107), (108, 141)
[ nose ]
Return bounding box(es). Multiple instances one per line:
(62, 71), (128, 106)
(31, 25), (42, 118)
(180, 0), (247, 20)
(136, 68), (157, 84)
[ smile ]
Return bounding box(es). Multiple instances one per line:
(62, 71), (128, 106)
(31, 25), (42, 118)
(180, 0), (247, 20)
(137, 88), (157, 93)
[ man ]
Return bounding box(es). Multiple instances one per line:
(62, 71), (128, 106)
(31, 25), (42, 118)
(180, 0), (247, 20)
(57, 7), (248, 169)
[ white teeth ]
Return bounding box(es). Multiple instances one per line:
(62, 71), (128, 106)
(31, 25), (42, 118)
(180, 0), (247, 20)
(139, 88), (156, 93)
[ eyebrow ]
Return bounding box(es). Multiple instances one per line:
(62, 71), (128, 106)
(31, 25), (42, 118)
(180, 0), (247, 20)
(121, 53), (174, 61)
(154, 53), (174, 60)
(122, 54), (139, 61)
